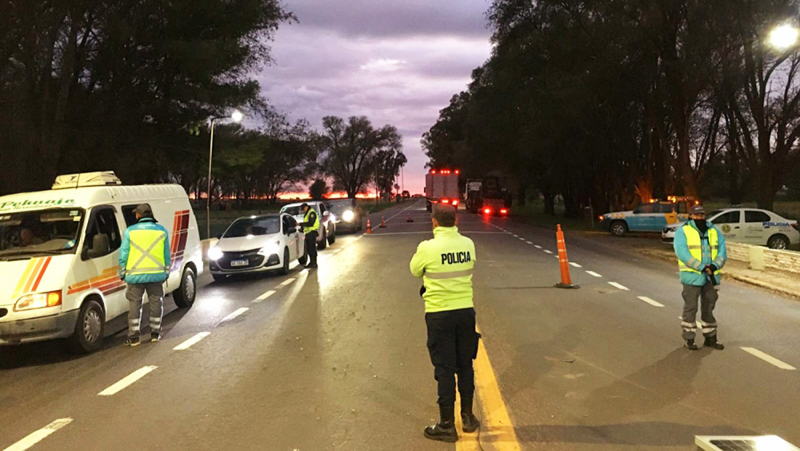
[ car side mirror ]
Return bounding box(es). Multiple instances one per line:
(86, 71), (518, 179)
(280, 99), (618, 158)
(286, 226), (297, 235)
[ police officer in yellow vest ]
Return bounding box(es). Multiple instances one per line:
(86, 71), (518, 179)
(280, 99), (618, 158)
(410, 204), (480, 443)
(299, 203), (319, 269)
(119, 204), (171, 346)
(673, 205), (727, 350)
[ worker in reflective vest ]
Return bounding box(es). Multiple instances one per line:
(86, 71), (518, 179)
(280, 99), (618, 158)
(299, 203), (319, 269)
(410, 204), (481, 443)
(119, 204), (171, 346)
(673, 204), (727, 351)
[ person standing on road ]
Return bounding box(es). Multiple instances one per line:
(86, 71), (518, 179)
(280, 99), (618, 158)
(410, 204), (481, 443)
(119, 204), (171, 346)
(299, 203), (319, 269)
(673, 205), (727, 351)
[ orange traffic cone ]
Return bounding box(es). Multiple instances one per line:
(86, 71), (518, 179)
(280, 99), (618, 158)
(406, 213), (414, 223)
(555, 224), (579, 289)
(366, 219), (373, 234)
(379, 215), (387, 228)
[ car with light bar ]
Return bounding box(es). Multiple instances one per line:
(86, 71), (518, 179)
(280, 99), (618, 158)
(425, 168), (460, 211)
(280, 201), (336, 249)
(208, 214), (306, 282)
(600, 196), (695, 237)
(0, 171), (203, 353)
(662, 207), (800, 249)
(325, 198), (363, 233)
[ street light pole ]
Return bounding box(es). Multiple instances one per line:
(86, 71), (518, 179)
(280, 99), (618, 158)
(205, 109), (243, 240)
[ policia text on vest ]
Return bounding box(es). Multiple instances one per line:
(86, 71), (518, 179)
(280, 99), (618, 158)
(409, 205), (481, 442)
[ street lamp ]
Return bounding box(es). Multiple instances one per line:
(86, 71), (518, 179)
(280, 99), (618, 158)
(768, 23), (799, 51)
(207, 109), (243, 240)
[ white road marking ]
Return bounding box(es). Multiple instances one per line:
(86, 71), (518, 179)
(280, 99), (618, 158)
(518, 237), (526, 241)
(608, 282), (629, 291)
(253, 290), (276, 303)
(98, 366), (157, 396)
(512, 234), (519, 238)
(173, 332), (211, 351)
(637, 296), (664, 308)
(741, 347), (797, 370)
(276, 278), (296, 289)
(3, 418), (73, 451)
(221, 307), (249, 322)
(569, 262), (582, 268)
(526, 241), (533, 245)
(543, 250), (553, 254)
(534, 245), (542, 249)
(586, 271), (602, 278)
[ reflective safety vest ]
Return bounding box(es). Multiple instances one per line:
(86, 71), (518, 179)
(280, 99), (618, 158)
(304, 209), (320, 233)
(678, 224), (720, 276)
(410, 226), (475, 313)
(127, 228), (168, 276)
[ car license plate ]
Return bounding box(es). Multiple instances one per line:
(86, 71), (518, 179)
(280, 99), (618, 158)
(231, 259), (249, 267)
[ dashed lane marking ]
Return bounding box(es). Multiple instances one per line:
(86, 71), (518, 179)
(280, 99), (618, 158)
(173, 332), (211, 351)
(276, 278), (296, 289)
(221, 307), (249, 323)
(637, 296), (664, 308)
(741, 347), (797, 370)
(534, 245), (542, 249)
(253, 290), (276, 303)
(569, 262), (582, 268)
(525, 241), (533, 245)
(586, 271), (602, 278)
(543, 250), (553, 254)
(98, 366), (157, 396)
(608, 282), (629, 291)
(3, 418), (73, 451)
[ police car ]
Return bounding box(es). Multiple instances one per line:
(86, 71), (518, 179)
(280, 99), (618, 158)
(661, 208), (800, 249)
(600, 199), (691, 237)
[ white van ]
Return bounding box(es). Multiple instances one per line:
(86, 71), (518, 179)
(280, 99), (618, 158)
(0, 172), (202, 353)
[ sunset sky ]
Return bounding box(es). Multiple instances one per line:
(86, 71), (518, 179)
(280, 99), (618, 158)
(257, 0), (493, 195)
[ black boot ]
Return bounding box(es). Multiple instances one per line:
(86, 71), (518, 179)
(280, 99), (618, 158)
(704, 335), (724, 350)
(685, 339), (698, 351)
(424, 405), (458, 443)
(460, 398), (480, 433)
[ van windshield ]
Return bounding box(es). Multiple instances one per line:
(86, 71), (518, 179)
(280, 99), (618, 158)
(0, 209), (84, 259)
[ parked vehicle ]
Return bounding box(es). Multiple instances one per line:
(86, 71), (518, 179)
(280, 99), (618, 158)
(325, 198), (362, 233)
(662, 208), (800, 249)
(280, 201), (336, 249)
(425, 169), (460, 211)
(0, 171), (202, 353)
(601, 197), (695, 236)
(208, 214), (306, 281)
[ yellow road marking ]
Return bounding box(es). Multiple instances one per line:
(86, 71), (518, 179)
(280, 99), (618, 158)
(470, 322), (522, 451)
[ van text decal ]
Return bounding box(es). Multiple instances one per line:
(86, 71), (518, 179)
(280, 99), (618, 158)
(0, 198), (76, 212)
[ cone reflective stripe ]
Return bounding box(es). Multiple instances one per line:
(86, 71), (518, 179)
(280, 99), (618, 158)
(555, 224), (579, 289)
(379, 216), (387, 228)
(366, 219), (373, 234)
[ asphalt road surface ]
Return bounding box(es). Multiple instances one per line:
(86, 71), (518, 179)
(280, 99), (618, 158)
(2, 200), (799, 450)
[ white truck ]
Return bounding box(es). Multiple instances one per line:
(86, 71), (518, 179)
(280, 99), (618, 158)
(425, 169), (460, 212)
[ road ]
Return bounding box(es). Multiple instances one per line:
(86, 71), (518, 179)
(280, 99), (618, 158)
(1, 199), (799, 450)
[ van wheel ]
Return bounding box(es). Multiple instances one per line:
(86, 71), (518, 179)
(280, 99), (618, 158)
(173, 267), (197, 308)
(67, 299), (105, 354)
(767, 234), (790, 250)
(610, 221), (628, 237)
(279, 248), (290, 275)
(318, 228), (327, 250)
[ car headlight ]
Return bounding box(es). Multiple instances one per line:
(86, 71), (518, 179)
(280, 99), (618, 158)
(258, 241), (281, 256)
(342, 210), (355, 222)
(15, 291), (62, 312)
(208, 247), (223, 261)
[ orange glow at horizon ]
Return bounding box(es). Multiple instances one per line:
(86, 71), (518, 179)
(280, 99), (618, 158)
(276, 191), (380, 200)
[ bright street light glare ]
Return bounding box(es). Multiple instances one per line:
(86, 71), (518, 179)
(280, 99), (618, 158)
(231, 110), (244, 123)
(769, 24), (799, 50)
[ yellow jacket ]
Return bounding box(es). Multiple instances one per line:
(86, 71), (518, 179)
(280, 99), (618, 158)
(410, 226), (475, 312)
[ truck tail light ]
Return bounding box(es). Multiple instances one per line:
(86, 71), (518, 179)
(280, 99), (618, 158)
(452, 199), (459, 206)
(500, 208), (508, 215)
(441, 198), (450, 204)
(483, 208), (492, 215)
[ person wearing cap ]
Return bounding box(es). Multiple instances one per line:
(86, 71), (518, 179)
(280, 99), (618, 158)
(298, 203), (319, 269)
(673, 204), (727, 351)
(119, 204), (171, 346)
(410, 204), (481, 443)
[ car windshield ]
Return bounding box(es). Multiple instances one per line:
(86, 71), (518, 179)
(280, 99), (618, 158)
(223, 216), (281, 238)
(326, 199), (355, 214)
(0, 208), (84, 259)
(281, 206), (304, 216)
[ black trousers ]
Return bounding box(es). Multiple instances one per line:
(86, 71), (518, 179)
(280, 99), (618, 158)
(425, 308), (480, 408)
(305, 231), (318, 264)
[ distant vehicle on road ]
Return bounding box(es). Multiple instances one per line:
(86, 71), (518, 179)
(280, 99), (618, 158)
(425, 169), (460, 211)
(325, 198), (362, 233)
(401, 190), (410, 199)
(662, 208), (800, 249)
(601, 197), (695, 236)
(0, 171), (202, 353)
(465, 176), (511, 216)
(280, 201), (336, 249)
(209, 214), (306, 282)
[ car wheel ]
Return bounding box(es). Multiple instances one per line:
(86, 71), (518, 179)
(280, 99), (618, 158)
(173, 267), (197, 308)
(767, 234), (790, 250)
(317, 228), (327, 250)
(67, 299), (105, 354)
(328, 226), (336, 245)
(610, 220), (628, 237)
(212, 274), (228, 283)
(279, 248), (290, 275)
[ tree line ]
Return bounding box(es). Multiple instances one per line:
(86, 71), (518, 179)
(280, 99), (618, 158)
(0, 0), (406, 203)
(423, 0), (800, 217)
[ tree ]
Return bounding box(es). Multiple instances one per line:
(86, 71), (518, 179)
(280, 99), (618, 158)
(309, 179), (329, 200)
(318, 116), (403, 199)
(375, 149), (408, 197)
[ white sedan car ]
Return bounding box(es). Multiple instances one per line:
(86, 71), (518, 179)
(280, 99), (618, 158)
(209, 214), (307, 282)
(662, 208), (799, 249)
(280, 201), (336, 249)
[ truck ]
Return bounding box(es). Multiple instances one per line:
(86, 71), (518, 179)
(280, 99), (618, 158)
(425, 169), (460, 212)
(465, 176), (511, 216)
